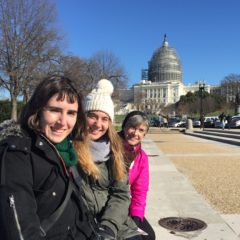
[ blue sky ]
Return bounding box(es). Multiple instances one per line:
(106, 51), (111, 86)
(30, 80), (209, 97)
(56, 1), (239, 87)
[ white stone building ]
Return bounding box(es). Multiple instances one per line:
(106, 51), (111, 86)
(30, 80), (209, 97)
(132, 35), (214, 114)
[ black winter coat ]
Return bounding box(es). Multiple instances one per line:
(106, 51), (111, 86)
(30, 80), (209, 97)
(0, 130), (93, 240)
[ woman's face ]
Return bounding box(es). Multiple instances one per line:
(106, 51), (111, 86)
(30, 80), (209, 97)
(86, 111), (110, 141)
(123, 123), (148, 146)
(39, 94), (78, 143)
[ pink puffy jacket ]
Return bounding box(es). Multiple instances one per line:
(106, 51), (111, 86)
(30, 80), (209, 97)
(124, 143), (149, 220)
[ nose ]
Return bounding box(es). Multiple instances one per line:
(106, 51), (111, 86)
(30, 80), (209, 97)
(132, 128), (143, 136)
(132, 128), (139, 135)
(94, 119), (102, 128)
(57, 113), (67, 126)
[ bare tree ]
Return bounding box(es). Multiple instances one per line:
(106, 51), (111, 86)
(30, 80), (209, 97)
(0, 0), (61, 120)
(54, 55), (98, 95)
(90, 50), (128, 89)
(88, 50), (128, 105)
(221, 73), (240, 102)
(56, 51), (129, 98)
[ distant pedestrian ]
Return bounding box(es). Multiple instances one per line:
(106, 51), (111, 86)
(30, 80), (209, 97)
(219, 112), (226, 130)
(163, 117), (167, 128)
(226, 114), (232, 130)
(158, 114), (162, 128)
(200, 114), (205, 130)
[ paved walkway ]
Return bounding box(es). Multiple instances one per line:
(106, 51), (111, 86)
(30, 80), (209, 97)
(143, 128), (240, 240)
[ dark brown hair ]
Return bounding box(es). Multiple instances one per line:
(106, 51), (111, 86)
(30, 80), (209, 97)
(19, 75), (87, 140)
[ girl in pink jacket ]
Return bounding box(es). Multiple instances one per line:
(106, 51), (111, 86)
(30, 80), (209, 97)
(119, 111), (155, 240)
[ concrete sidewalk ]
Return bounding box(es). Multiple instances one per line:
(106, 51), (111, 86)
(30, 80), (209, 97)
(142, 131), (240, 240)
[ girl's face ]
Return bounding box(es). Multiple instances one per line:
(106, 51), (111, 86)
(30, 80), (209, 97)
(39, 94), (78, 143)
(86, 111), (110, 141)
(123, 123), (148, 146)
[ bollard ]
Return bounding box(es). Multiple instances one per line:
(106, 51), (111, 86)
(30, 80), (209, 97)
(186, 119), (193, 132)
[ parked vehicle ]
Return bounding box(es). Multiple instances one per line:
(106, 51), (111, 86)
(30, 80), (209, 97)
(204, 118), (214, 128)
(168, 119), (179, 127)
(167, 118), (186, 128)
(214, 119), (224, 128)
(150, 117), (161, 127)
(177, 120), (187, 127)
(204, 116), (218, 128)
(193, 119), (201, 128)
(229, 116), (240, 128)
(167, 117), (181, 127)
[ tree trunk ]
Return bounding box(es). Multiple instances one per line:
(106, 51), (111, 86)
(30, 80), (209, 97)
(11, 96), (18, 121)
(23, 89), (30, 104)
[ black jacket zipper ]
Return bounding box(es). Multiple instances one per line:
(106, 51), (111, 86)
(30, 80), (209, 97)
(9, 194), (24, 240)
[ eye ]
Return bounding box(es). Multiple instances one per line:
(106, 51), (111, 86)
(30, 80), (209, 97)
(138, 129), (145, 133)
(87, 113), (97, 120)
(46, 107), (61, 113)
(68, 110), (77, 116)
(102, 117), (110, 122)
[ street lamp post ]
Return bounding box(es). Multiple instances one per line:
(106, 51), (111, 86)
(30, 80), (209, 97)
(199, 82), (205, 128)
(235, 92), (240, 115)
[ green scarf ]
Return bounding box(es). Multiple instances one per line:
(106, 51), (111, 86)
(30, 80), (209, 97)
(55, 138), (78, 167)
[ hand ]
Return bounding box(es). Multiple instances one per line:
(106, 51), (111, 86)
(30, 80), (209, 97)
(92, 225), (115, 240)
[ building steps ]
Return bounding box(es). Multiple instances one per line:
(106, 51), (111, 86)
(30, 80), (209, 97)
(184, 128), (240, 146)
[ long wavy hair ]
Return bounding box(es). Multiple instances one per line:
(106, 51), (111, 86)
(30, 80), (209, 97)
(74, 121), (126, 181)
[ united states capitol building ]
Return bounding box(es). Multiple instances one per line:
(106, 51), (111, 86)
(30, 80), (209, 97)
(118, 35), (217, 114)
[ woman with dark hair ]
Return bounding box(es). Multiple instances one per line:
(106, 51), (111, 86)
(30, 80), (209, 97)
(119, 111), (155, 240)
(0, 76), (93, 239)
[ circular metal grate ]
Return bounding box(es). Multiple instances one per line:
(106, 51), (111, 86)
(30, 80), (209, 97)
(158, 217), (207, 232)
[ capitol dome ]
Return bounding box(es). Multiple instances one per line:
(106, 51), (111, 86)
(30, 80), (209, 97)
(148, 35), (182, 83)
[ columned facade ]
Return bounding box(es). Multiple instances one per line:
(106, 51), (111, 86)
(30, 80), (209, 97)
(133, 80), (185, 113)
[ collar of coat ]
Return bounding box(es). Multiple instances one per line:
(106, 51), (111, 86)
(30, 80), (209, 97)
(0, 119), (23, 141)
(123, 141), (141, 153)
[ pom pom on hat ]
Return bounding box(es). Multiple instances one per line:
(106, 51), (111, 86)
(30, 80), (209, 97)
(84, 79), (114, 121)
(95, 79), (114, 94)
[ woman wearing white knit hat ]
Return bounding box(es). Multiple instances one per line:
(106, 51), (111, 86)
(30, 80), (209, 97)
(74, 79), (141, 240)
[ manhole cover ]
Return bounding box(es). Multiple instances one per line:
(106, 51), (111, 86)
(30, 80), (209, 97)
(158, 217), (207, 232)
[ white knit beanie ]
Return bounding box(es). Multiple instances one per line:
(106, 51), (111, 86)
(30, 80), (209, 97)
(84, 79), (114, 121)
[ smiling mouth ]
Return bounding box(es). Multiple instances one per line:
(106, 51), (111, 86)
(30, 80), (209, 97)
(91, 132), (102, 136)
(90, 129), (102, 134)
(51, 128), (66, 134)
(128, 137), (139, 142)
